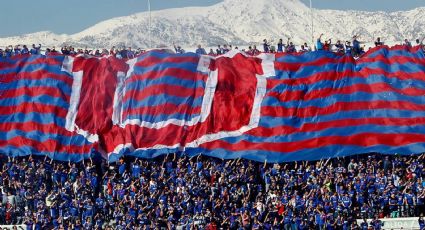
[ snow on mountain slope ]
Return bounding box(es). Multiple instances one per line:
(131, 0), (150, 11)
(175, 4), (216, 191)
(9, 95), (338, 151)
(0, 0), (423, 49)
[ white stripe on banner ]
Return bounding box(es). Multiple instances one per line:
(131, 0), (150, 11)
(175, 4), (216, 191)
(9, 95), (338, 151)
(62, 56), (99, 143)
(112, 71), (127, 125)
(62, 56), (80, 132)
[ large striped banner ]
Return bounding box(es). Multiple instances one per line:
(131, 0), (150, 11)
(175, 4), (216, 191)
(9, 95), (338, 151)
(1, 45), (424, 162)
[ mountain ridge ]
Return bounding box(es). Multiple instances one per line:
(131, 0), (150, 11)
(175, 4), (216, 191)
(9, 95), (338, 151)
(0, 0), (424, 49)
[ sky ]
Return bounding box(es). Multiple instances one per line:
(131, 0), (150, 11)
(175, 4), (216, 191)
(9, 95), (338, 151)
(1, 0), (424, 37)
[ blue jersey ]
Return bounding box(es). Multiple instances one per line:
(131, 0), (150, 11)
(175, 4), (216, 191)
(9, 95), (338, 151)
(316, 39), (323, 50)
(277, 43), (284, 52)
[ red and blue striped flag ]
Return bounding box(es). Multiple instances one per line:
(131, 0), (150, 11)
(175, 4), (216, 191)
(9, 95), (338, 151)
(1, 45), (424, 162)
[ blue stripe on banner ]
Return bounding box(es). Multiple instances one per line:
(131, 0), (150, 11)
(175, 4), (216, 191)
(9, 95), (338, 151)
(0, 95), (69, 108)
(0, 113), (66, 126)
(0, 63), (70, 76)
(262, 92), (425, 108)
(222, 125), (425, 144)
(259, 110), (425, 128)
(0, 55), (65, 65)
(185, 144), (424, 163)
(0, 145), (90, 162)
(132, 62), (199, 75)
(124, 113), (199, 123)
(0, 130), (90, 146)
(269, 74), (425, 93)
(0, 79), (72, 94)
(123, 94), (204, 109)
(125, 76), (206, 91)
(275, 51), (342, 63)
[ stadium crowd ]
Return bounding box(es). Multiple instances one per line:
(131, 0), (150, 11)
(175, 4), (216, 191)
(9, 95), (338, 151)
(0, 153), (424, 229)
(1, 35), (424, 59)
(1, 35), (425, 230)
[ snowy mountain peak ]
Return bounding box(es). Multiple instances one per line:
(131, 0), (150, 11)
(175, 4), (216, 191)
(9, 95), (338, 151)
(0, 1), (423, 49)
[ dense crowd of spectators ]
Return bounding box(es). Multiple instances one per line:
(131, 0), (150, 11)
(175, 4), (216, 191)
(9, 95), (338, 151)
(0, 153), (424, 229)
(0, 44), (146, 59)
(1, 35), (424, 59)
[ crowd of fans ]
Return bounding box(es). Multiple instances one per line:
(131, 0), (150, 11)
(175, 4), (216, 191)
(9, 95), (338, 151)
(1, 35), (424, 59)
(0, 44), (146, 59)
(0, 153), (424, 229)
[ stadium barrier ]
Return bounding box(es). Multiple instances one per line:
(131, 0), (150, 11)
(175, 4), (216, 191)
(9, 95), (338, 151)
(0, 225), (25, 230)
(356, 217), (421, 229)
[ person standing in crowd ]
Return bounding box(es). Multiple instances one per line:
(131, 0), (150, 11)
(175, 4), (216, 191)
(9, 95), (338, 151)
(127, 47), (135, 59)
(222, 44), (230, 53)
(352, 34), (362, 56)
(316, 34), (324, 51)
(404, 39), (412, 47)
(173, 43), (185, 54)
(277, 39), (284, 53)
(263, 39), (270, 53)
(299, 44), (308, 52)
(21, 45), (29, 55)
(415, 37), (424, 48)
(375, 37), (384, 47)
(286, 38), (296, 53)
(323, 38), (332, 51)
(335, 40), (345, 53)
(61, 46), (70, 55)
(303, 42), (312, 51)
(109, 46), (116, 56)
(195, 45), (206, 55)
(216, 45), (222, 55)
(14, 45), (21, 55)
(345, 41), (352, 55)
(30, 44), (41, 55)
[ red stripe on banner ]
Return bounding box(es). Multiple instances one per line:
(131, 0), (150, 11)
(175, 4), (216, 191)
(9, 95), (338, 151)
(0, 103), (68, 117)
(0, 57), (63, 69)
(123, 84), (205, 102)
(261, 101), (425, 118)
(0, 70), (73, 86)
(247, 117), (425, 137)
(0, 122), (76, 136)
(1, 86), (70, 100)
(124, 103), (202, 117)
(267, 82), (425, 102)
(201, 133), (425, 153)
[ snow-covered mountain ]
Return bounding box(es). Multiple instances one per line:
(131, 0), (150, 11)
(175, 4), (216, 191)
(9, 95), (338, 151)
(0, 0), (424, 49)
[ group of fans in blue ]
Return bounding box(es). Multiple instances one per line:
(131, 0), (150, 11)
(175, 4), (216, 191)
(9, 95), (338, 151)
(1, 35), (424, 58)
(0, 45), (146, 59)
(0, 153), (424, 229)
(261, 35), (425, 57)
